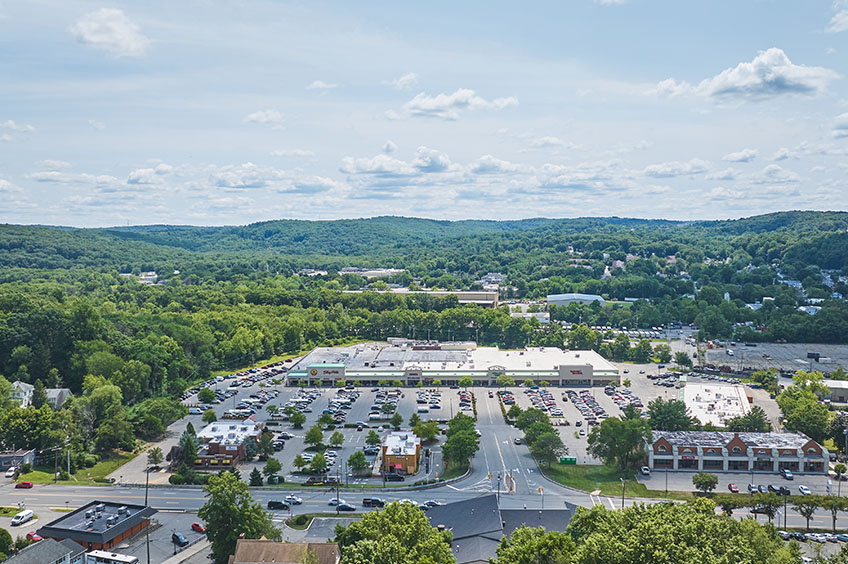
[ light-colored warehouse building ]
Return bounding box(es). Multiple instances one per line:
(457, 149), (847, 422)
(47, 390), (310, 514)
(287, 342), (620, 387)
(547, 293), (606, 307)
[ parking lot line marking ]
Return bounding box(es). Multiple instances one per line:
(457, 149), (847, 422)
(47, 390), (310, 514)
(606, 497), (616, 510)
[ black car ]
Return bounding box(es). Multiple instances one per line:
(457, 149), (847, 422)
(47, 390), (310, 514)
(384, 473), (405, 482)
(172, 532), (189, 547)
(337, 503), (356, 512)
(362, 497), (385, 507)
(267, 500), (290, 510)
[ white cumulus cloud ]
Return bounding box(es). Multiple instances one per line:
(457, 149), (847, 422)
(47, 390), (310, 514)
(270, 149), (315, 158)
(382, 141), (398, 154)
(643, 158), (710, 178)
(722, 148), (758, 162)
(71, 8), (150, 57)
(412, 147), (452, 172)
(833, 113), (848, 138)
(827, 7), (848, 33)
(386, 73), (418, 90)
(649, 48), (838, 100)
(306, 80), (337, 90)
(529, 136), (564, 148)
(401, 88), (518, 120)
(243, 109), (286, 129)
(469, 155), (521, 175)
(1, 120), (35, 132)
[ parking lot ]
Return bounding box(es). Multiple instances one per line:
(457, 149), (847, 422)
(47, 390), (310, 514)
(704, 342), (848, 373)
(180, 377), (465, 486)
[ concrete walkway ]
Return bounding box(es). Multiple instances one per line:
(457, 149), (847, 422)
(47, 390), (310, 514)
(160, 539), (210, 564)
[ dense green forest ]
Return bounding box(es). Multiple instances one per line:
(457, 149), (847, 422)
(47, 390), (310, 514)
(0, 211), (847, 462)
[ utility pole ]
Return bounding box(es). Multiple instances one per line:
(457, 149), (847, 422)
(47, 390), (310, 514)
(145, 463), (151, 564)
(620, 478), (625, 509)
(496, 472), (501, 503)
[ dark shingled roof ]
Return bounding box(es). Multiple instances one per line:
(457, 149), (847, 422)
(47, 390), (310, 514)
(4, 538), (77, 564)
(426, 494), (577, 564)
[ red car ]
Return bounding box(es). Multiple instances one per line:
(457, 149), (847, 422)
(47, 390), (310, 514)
(15, 481), (33, 489)
(191, 522), (206, 533)
(25, 532), (42, 541)
(728, 483), (739, 493)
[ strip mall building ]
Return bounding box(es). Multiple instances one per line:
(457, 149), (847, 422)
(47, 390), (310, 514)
(287, 341), (620, 388)
(646, 431), (828, 474)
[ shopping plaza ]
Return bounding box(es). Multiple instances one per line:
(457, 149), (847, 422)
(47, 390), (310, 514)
(286, 340), (620, 387)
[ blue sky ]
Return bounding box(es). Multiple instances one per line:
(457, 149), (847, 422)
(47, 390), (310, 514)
(2, 0), (848, 227)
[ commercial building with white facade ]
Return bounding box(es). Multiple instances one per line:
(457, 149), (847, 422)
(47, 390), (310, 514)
(646, 431), (828, 474)
(287, 341), (619, 387)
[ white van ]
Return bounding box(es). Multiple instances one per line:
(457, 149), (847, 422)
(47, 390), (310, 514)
(5, 466), (16, 478)
(188, 407), (202, 415)
(11, 509), (33, 526)
(368, 413), (384, 421)
(417, 406), (429, 413)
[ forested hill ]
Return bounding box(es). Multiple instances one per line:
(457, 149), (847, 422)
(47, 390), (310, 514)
(0, 211), (846, 275)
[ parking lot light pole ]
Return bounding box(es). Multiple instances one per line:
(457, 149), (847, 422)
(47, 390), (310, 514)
(620, 478), (625, 509)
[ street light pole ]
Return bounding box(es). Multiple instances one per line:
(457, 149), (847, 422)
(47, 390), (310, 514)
(620, 478), (625, 509)
(145, 464), (151, 564)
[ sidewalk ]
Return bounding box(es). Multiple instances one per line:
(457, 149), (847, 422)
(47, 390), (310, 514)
(160, 539), (210, 564)
(110, 417), (192, 485)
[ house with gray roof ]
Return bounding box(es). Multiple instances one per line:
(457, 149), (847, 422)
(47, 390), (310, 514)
(3, 537), (85, 564)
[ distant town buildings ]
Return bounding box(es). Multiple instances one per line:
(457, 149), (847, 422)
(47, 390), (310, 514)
(10, 380), (33, 407)
(339, 267), (405, 279)
(297, 268), (328, 277)
(547, 293), (606, 307)
(344, 288), (499, 308)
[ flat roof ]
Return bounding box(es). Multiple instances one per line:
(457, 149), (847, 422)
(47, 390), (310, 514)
(292, 343), (618, 376)
(384, 431), (420, 456)
(652, 430), (818, 450)
(683, 382), (750, 426)
(197, 418), (261, 445)
(37, 500), (155, 544)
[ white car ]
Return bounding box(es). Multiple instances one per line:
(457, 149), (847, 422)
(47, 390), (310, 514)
(5, 467), (16, 478)
(799, 485), (812, 495)
(285, 495), (303, 505)
(639, 466), (651, 476)
(328, 498), (346, 506)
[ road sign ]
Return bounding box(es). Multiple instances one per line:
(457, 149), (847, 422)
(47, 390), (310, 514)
(559, 457), (576, 465)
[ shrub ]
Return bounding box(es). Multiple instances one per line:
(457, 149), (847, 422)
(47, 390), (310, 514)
(19, 463), (31, 474)
(293, 514), (308, 526)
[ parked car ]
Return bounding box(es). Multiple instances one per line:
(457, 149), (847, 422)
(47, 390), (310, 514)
(728, 483), (739, 493)
(4, 467), (16, 478)
(799, 485), (812, 495)
(384, 473), (405, 482)
(172, 532), (190, 547)
(15, 481), (33, 489)
(514, 438), (522, 445)
(24, 532), (42, 541)
(747, 483), (757, 494)
(639, 466), (650, 476)
(191, 522), (206, 533)
(757, 484), (768, 494)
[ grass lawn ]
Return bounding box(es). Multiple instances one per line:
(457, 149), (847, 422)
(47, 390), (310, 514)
(543, 464), (694, 502)
(0, 507), (20, 516)
(18, 451), (137, 486)
(285, 512), (354, 530)
(440, 462), (469, 481)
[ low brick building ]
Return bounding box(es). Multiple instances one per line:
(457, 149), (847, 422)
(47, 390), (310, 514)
(37, 501), (156, 552)
(382, 431), (420, 475)
(646, 431), (828, 474)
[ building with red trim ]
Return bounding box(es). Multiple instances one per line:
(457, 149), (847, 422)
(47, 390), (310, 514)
(646, 431), (828, 474)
